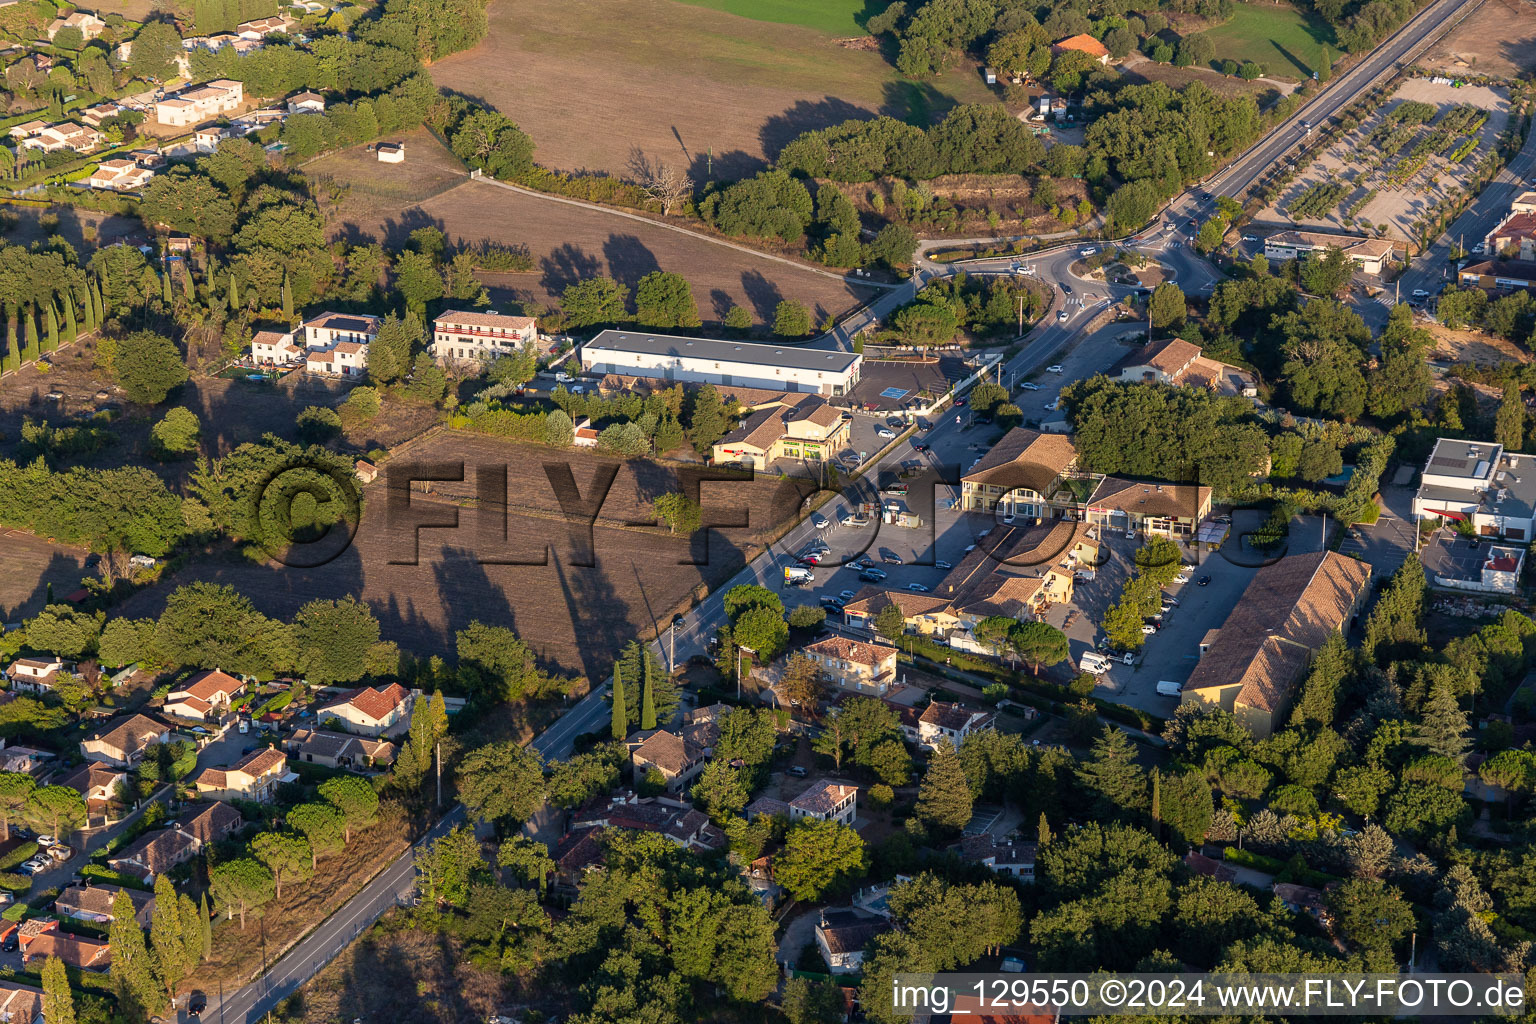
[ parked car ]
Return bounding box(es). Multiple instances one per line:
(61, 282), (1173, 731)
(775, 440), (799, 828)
(554, 371), (573, 382)
(936, 560), (953, 570)
(1141, 624), (1158, 635)
(812, 514), (829, 529)
(787, 765), (808, 778)
(838, 590), (856, 601)
(882, 554), (904, 565)
(1172, 574), (1190, 585)
(35, 836), (55, 849)
(842, 515), (869, 527)
(876, 428), (896, 439)
(1019, 382), (1040, 391)
(820, 596), (845, 611)
(858, 571), (885, 583)
(1045, 365), (1064, 373)
(862, 566), (887, 580)
(907, 583), (930, 592)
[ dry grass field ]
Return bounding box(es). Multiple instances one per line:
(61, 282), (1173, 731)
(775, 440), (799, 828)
(310, 127), (469, 233)
(328, 176), (876, 324)
(1420, 0), (1536, 78)
(0, 530), (88, 622)
(427, 0), (996, 180)
(113, 432), (809, 681)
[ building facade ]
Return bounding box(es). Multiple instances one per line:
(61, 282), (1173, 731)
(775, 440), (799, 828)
(430, 310), (539, 365)
(580, 330), (862, 396)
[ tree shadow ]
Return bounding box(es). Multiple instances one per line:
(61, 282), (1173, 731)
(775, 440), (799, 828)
(757, 96), (877, 163)
(708, 288), (734, 320)
(1272, 42), (1316, 79)
(0, 548), (87, 623)
(600, 233), (661, 290)
(539, 243), (603, 295)
(740, 270), (784, 322)
(878, 79), (957, 126)
(686, 148), (762, 187)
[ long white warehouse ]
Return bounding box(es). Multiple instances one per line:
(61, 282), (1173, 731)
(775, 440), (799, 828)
(579, 330), (862, 396)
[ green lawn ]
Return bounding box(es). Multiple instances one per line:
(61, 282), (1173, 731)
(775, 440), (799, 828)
(671, 0), (892, 36)
(1202, 3), (1337, 81)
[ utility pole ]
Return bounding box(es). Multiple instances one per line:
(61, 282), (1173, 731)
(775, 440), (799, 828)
(1016, 294), (1024, 337)
(669, 619), (677, 673)
(435, 740), (441, 808)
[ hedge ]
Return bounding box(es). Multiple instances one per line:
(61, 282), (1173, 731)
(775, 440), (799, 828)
(0, 873), (31, 894)
(78, 864), (150, 891)
(1221, 847), (1341, 889)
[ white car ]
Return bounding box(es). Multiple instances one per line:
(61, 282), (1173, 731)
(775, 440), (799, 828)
(1056, 310), (1068, 322)
(1172, 574), (1190, 585)
(1142, 625), (1158, 635)
(1046, 365), (1064, 373)
(812, 514), (829, 529)
(1079, 247), (1096, 257)
(1412, 289), (1430, 299)
(876, 428), (896, 439)
(1044, 400), (1059, 412)
(936, 560), (953, 570)
(1019, 382), (1040, 391)
(554, 372), (573, 383)
(907, 583), (931, 593)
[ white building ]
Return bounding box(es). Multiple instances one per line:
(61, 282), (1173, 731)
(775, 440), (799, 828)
(1262, 230), (1399, 276)
(580, 330), (862, 397)
(46, 10), (106, 40)
(917, 701), (995, 751)
(87, 158), (154, 192)
(22, 122), (101, 154)
(251, 328), (302, 365)
(1413, 437), (1536, 542)
(286, 90), (325, 114)
(303, 312), (380, 349)
(154, 80), (243, 127)
(788, 780), (857, 826)
(431, 310), (539, 365)
(376, 142), (405, 163)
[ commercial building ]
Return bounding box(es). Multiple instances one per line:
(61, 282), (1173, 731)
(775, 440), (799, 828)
(1083, 477), (1212, 538)
(580, 330), (862, 396)
(1458, 259), (1536, 293)
(1413, 437), (1536, 541)
(430, 310), (539, 365)
(799, 636), (898, 696)
(959, 427), (1080, 517)
(710, 393), (850, 467)
(1262, 230), (1400, 275)
(1181, 551), (1372, 737)
(1421, 533), (1525, 594)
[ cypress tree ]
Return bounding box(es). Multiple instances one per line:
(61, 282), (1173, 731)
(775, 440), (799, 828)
(1038, 812), (1052, 846)
(610, 663), (626, 741)
(20, 308), (37, 364)
(181, 265), (195, 304)
(281, 270), (293, 320)
(62, 293), (76, 343)
(41, 956), (74, 1024)
(228, 272), (241, 311)
(640, 654), (656, 731)
(6, 316), (16, 368)
(90, 280), (103, 325)
(161, 270), (172, 305)
(109, 889), (159, 1020)
(199, 893), (212, 960)
(43, 302), (56, 353)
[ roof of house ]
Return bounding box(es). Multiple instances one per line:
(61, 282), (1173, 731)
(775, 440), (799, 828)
(288, 90), (323, 102)
(1461, 258), (1536, 281)
(961, 427), (1078, 492)
(816, 907), (889, 954)
(932, 519), (1088, 617)
(291, 728), (396, 764)
(802, 635), (897, 667)
(57, 762), (125, 796)
(316, 683), (410, 722)
(1053, 32), (1109, 56)
(745, 796), (790, 819)
(585, 329), (861, 374)
(1272, 882), (1326, 909)
(572, 794), (723, 849)
(790, 780), (856, 815)
(842, 586), (954, 619)
(1266, 229), (1397, 260)
(717, 394), (843, 451)
(630, 730), (705, 777)
(0, 981), (42, 1024)
(433, 310), (538, 330)
(1183, 551), (1371, 712)
(1184, 850), (1237, 883)
(1491, 212), (1536, 241)
(951, 833), (1037, 866)
(251, 329), (297, 348)
(175, 801), (243, 843)
(56, 883), (154, 920)
(1123, 337), (1201, 377)
(554, 826), (604, 875)
(172, 669), (242, 703)
(1087, 476), (1211, 520)
(86, 714), (165, 756)
(21, 931), (110, 969)
(919, 701), (991, 732)
(303, 312), (382, 333)
(191, 746), (285, 788)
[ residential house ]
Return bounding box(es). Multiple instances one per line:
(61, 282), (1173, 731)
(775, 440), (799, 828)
(950, 834), (1037, 880)
(1184, 850), (1237, 883)
(572, 418), (599, 447)
(251, 328), (303, 365)
(569, 792), (725, 853)
(236, 13), (296, 38)
(80, 714), (169, 767)
(45, 11), (106, 40)
(932, 520), (1093, 631)
(710, 393), (851, 468)
(55, 884), (155, 928)
(430, 310), (539, 365)
(286, 728), (397, 769)
(800, 636), (898, 696)
(77, 102), (121, 128)
(18, 921), (109, 971)
(313, 682), (413, 737)
(0, 980), (43, 1024)
(303, 311), (381, 349)
(917, 701), (995, 750)
(1262, 230), (1400, 275)
(1512, 190), (1536, 215)
(0, 746), (52, 774)
(744, 795), (790, 820)
(841, 587), (959, 636)
(1458, 258), (1536, 293)
(154, 80), (243, 127)
(552, 827), (605, 889)
(57, 762), (127, 822)
(814, 907), (889, 974)
(189, 746), (290, 803)
(1484, 212), (1536, 260)
(1113, 337), (1258, 398)
(1413, 437), (1536, 541)
(5, 120), (45, 142)
(5, 656), (71, 694)
(1182, 551), (1372, 737)
(580, 330), (863, 397)
(959, 427), (1079, 517)
(354, 459), (379, 484)
(1273, 882), (1330, 922)
(788, 780), (857, 826)
(305, 340), (367, 377)
(1051, 32), (1110, 63)
(286, 89), (325, 113)
(21, 122), (101, 154)
(629, 729), (709, 792)
(163, 668), (244, 721)
(108, 802), (243, 881)
(193, 125), (225, 153)
(1083, 477), (1213, 538)
(87, 158), (154, 192)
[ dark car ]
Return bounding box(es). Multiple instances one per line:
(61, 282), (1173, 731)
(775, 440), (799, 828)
(913, 443), (929, 452)
(954, 398), (967, 407)
(188, 993), (207, 1018)
(1, 933), (16, 953)
(1061, 283), (1072, 294)
(820, 596), (845, 611)
(858, 571), (884, 583)
(1197, 575), (1211, 586)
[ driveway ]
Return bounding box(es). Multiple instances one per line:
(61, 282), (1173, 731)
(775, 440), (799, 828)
(777, 906), (819, 968)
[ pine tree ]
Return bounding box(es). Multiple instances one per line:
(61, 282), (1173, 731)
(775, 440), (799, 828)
(109, 889), (160, 1021)
(912, 740), (973, 838)
(1418, 682), (1470, 762)
(41, 956), (74, 1024)
(1038, 812), (1052, 846)
(43, 302), (57, 354)
(640, 655), (656, 731)
(1076, 725), (1147, 815)
(1364, 554), (1427, 667)
(610, 663), (627, 741)
(198, 894), (212, 961)
(281, 270), (293, 320)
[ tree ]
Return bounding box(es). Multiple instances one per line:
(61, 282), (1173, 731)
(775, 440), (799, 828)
(732, 605), (788, 661)
(1417, 682), (1469, 761)
(0, 772), (34, 841)
(115, 331), (187, 405)
(1010, 621), (1068, 673)
(628, 151), (694, 215)
(1077, 725), (1146, 815)
(1497, 383), (1525, 452)
(150, 874), (196, 997)
(211, 858), (274, 930)
(868, 223), (919, 268)
(150, 407), (201, 457)
(1148, 282), (1186, 329)
(293, 596), (379, 685)
(640, 655), (657, 731)
(1300, 246), (1353, 297)
(634, 271), (702, 329)
(318, 775), (378, 842)
(611, 662), (627, 740)
(496, 833), (556, 893)
(1157, 770), (1213, 846)
(25, 785), (85, 839)
(780, 653), (826, 710)
(561, 277), (629, 329)
(111, 886), (160, 1019)
(41, 956), (74, 1024)
(456, 741), (545, 828)
(887, 873), (1023, 967)
(912, 741), (973, 838)
(651, 492), (702, 535)
(691, 758), (751, 820)
(1239, 61), (1263, 80)
(251, 831), (312, 899)
(394, 250), (444, 314)
(773, 299), (812, 338)
(874, 602), (907, 641)
(366, 313), (420, 386)
(286, 802), (346, 867)
(414, 825), (484, 910)
(774, 818), (867, 900)
(1328, 879), (1414, 951)
(783, 977), (844, 1024)
(1363, 554), (1426, 666)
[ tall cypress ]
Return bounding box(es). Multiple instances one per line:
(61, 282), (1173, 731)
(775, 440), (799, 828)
(161, 270), (172, 305)
(228, 272), (241, 311)
(43, 302), (56, 353)
(61, 294), (76, 344)
(20, 307), (37, 364)
(181, 265), (194, 304)
(610, 663), (626, 741)
(640, 654), (656, 731)
(281, 270), (293, 320)
(90, 280), (103, 325)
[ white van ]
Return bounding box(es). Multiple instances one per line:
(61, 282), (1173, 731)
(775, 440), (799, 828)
(783, 567), (814, 584)
(1079, 651), (1113, 675)
(1156, 680), (1183, 697)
